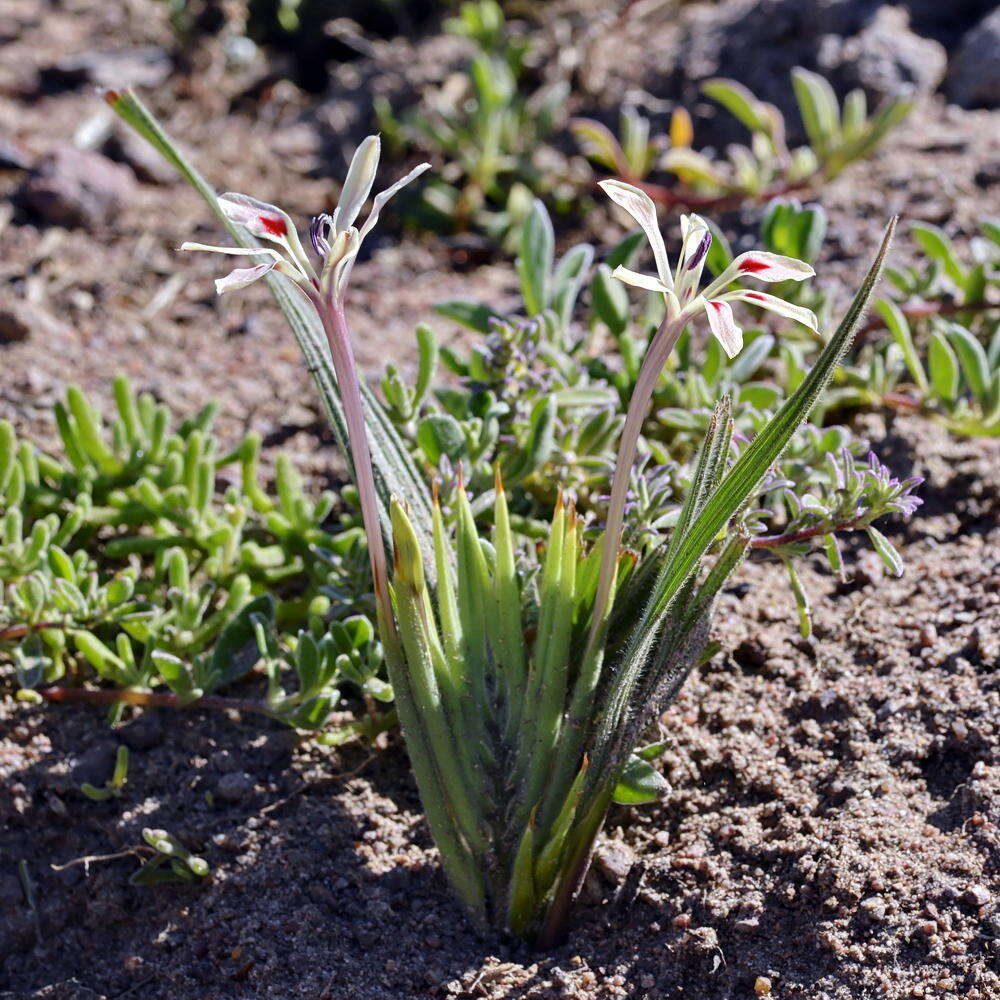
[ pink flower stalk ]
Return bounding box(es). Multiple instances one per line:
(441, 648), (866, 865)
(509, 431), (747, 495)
(179, 137), (429, 631)
(587, 180), (818, 648)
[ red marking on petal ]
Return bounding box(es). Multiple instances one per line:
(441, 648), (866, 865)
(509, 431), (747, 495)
(739, 257), (771, 275)
(259, 215), (288, 237)
(745, 292), (767, 302)
(709, 300), (725, 310)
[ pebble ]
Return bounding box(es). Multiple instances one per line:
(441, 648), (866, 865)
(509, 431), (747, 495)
(754, 975), (772, 995)
(72, 741), (120, 787)
(962, 884), (990, 908)
(0, 301), (69, 344)
(118, 712), (164, 751)
(216, 771), (254, 803)
(40, 47), (172, 91)
(211, 750), (239, 773)
(0, 135), (32, 171)
(593, 840), (636, 884)
(918, 623), (937, 648)
(948, 9), (1000, 108)
(19, 144), (136, 229)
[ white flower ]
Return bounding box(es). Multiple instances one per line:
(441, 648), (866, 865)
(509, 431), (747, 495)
(179, 136), (429, 300)
(599, 179), (818, 357)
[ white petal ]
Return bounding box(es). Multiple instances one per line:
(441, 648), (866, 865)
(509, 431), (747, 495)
(357, 162), (431, 244)
(675, 214), (711, 299)
(325, 162), (429, 298)
(333, 135), (381, 235)
(214, 259), (278, 294)
(707, 251), (815, 295)
(218, 192), (311, 274)
(730, 251), (815, 281)
(179, 242), (283, 262)
(218, 193), (294, 242)
(703, 299), (743, 358)
(725, 290), (819, 332)
(610, 265), (672, 294)
(598, 179), (673, 289)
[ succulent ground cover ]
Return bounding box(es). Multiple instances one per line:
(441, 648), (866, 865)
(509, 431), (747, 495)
(1, 1), (998, 998)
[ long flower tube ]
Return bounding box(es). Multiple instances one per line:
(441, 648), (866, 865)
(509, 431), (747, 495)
(587, 179), (818, 650)
(178, 137), (428, 622)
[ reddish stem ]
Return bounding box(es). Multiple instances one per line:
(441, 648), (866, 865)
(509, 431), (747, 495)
(854, 299), (999, 348)
(750, 517), (862, 550)
(0, 622), (63, 641)
(620, 175), (814, 212)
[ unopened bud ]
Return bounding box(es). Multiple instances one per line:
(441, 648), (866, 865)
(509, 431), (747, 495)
(390, 498), (425, 591)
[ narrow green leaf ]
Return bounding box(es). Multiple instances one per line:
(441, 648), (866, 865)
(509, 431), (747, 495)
(791, 68), (841, 157)
(433, 300), (503, 334)
(875, 299), (928, 393)
(702, 78), (769, 133)
(928, 329), (960, 403)
(946, 323), (990, 402)
(517, 199), (555, 316)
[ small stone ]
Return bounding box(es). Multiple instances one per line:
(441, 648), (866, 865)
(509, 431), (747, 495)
(20, 145), (136, 229)
(102, 128), (176, 185)
(216, 771), (254, 803)
(72, 741), (119, 787)
(918, 623), (937, 648)
(754, 975), (772, 995)
(0, 135), (32, 171)
(918, 920), (938, 936)
(735, 917), (760, 935)
(118, 712), (164, 751)
(0, 301), (69, 345)
(593, 840), (636, 885)
(820, 6), (947, 101)
(962, 884), (990, 908)
(948, 9), (1000, 109)
(860, 896), (886, 920)
(40, 47), (172, 91)
(256, 729), (299, 768)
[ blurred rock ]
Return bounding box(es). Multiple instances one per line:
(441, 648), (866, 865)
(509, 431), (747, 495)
(71, 741), (119, 787)
(947, 9), (1000, 109)
(675, 0), (948, 136)
(102, 129), (174, 185)
(118, 712), (165, 751)
(0, 135), (32, 171)
(216, 771), (254, 803)
(20, 146), (136, 229)
(39, 47), (172, 92)
(820, 6), (947, 100)
(0, 301), (69, 344)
